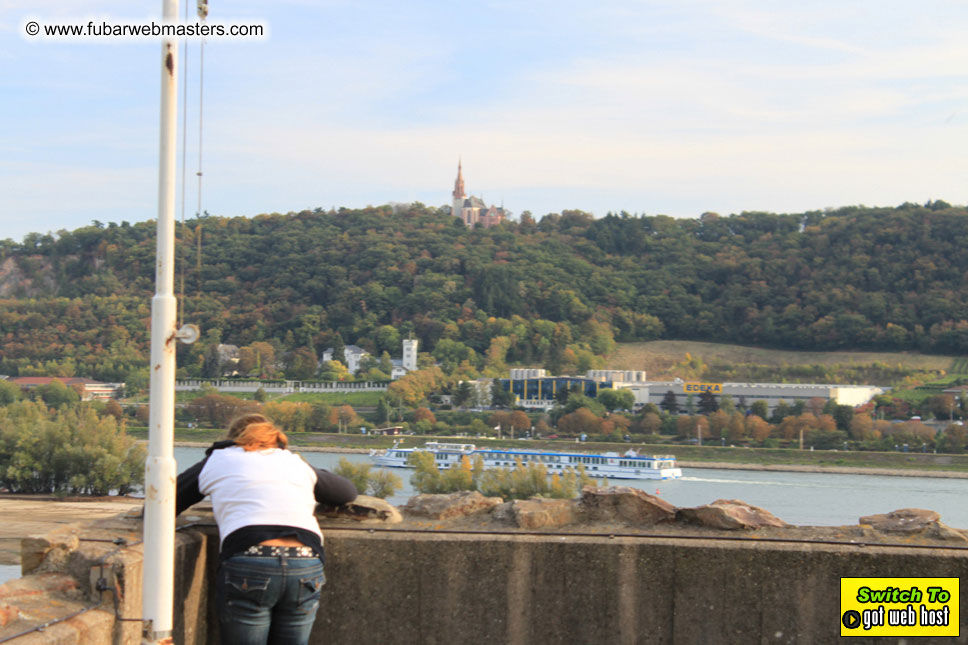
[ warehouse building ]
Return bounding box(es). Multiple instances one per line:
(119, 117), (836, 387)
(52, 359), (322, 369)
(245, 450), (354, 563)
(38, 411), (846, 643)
(501, 370), (883, 413)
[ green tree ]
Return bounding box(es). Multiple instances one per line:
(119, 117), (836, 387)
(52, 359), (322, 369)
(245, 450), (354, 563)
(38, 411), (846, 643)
(408, 451), (443, 493)
(0, 380), (21, 405)
(749, 400), (769, 420)
(490, 379), (512, 408)
(285, 347), (318, 380)
(368, 468), (403, 498)
(831, 404), (855, 432)
(379, 351), (393, 375)
(0, 401), (145, 495)
(330, 333), (346, 367)
(697, 390), (719, 415)
(308, 402), (332, 432)
(564, 393), (606, 417)
(333, 457), (371, 494)
(452, 381), (475, 408)
(770, 401), (793, 424)
(32, 379), (81, 408)
(376, 397), (391, 425)
(659, 390), (679, 414)
(597, 388), (635, 412)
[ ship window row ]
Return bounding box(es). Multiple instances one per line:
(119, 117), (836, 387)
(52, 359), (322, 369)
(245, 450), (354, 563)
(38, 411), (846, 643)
(491, 453), (566, 464)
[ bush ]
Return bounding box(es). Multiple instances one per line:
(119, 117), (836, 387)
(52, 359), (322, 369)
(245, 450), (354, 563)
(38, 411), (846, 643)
(333, 457), (403, 499)
(409, 452), (600, 500)
(368, 469), (404, 499)
(0, 401), (145, 495)
(333, 458), (371, 494)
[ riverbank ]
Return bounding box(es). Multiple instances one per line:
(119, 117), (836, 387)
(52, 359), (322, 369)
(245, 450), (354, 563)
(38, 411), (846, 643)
(170, 441), (968, 479)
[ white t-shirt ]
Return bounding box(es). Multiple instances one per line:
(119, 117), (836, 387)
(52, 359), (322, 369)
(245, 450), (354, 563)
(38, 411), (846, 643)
(197, 446), (323, 545)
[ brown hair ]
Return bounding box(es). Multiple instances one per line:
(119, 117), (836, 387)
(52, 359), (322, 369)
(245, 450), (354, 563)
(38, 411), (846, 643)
(227, 413), (271, 440)
(234, 422), (289, 452)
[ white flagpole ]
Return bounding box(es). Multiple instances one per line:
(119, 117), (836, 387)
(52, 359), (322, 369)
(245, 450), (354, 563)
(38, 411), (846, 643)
(143, 0), (179, 642)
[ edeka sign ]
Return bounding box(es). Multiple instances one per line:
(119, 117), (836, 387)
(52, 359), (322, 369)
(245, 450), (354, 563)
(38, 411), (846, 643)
(682, 382), (722, 394)
(840, 577), (960, 637)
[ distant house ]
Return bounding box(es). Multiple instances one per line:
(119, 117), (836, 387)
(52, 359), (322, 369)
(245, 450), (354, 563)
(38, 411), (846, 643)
(8, 376), (120, 401)
(321, 345), (369, 375)
(322, 338), (419, 380)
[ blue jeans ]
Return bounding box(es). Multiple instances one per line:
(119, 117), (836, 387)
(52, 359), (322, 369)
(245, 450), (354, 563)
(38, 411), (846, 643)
(216, 554), (325, 645)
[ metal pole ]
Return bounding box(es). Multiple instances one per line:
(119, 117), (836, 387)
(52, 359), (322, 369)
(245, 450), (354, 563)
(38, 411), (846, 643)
(143, 1), (179, 642)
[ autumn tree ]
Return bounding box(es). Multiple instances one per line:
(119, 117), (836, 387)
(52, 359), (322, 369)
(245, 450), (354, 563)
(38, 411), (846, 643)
(600, 414), (630, 440)
(509, 410), (531, 437)
(103, 399), (124, 422)
(848, 413), (877, 441)
(707, 410), (729, 438)
(238, 342), (276, 378)
(413, 407), (436, 425)
(745, 415), (772, 442)
(557, 408), (600, 436)
(335, 404), (362, 433)
(638, 412), (662, 435)
(264, 401), (313, 432)
(725, 412), (745, 442)
(937, 424), (966, 453)
(489, 411), (512, 438)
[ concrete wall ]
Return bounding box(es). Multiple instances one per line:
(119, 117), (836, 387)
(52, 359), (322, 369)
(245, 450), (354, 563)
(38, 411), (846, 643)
(318, 529), (968, 645)
(4, 520), (967, 644)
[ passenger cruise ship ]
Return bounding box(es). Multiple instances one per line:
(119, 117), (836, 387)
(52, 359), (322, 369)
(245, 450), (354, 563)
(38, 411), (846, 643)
(370, 442), (682, 480)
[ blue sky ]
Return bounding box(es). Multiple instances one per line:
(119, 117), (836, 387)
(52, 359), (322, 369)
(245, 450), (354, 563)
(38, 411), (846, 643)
(3, 0), (967, 242)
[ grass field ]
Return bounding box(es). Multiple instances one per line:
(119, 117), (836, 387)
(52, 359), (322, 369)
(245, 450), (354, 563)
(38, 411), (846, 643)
(607, 340), (957, 380)
(277, 391), (385, 406)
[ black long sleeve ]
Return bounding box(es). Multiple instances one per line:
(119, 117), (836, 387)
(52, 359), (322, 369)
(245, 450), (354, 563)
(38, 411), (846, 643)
(313, 467), (358, 505)
(175, 457), (208, 516)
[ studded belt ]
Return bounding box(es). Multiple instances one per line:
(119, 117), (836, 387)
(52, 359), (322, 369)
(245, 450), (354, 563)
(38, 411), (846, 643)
(240, 544), (316, 558)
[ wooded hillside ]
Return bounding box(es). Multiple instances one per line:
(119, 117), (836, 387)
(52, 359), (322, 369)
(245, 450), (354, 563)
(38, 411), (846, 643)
(2, 200), (967, 383)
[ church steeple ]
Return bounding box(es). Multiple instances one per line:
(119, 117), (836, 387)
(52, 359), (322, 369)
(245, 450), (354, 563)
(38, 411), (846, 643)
(452, 159), (465, 199)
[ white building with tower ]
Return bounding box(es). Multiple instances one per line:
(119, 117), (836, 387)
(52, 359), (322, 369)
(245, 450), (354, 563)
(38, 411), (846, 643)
(391, 338), (419, 379)
(451, 160), (507, 228)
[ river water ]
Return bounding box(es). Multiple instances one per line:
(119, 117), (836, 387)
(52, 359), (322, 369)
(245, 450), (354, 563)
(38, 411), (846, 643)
(2, 450), (963, 587)
(175, 447), (968, 529)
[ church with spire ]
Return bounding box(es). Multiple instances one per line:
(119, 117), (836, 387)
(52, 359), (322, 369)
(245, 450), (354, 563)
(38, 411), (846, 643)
(451, 160), (508, 229)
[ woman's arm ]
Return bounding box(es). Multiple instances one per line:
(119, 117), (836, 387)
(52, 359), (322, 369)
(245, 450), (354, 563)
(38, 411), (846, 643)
(312, 468), (358, 506)
(175, 458), (208, 515)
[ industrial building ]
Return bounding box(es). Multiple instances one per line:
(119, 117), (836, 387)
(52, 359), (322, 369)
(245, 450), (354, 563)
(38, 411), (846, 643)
(501, 369), (884, 413)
